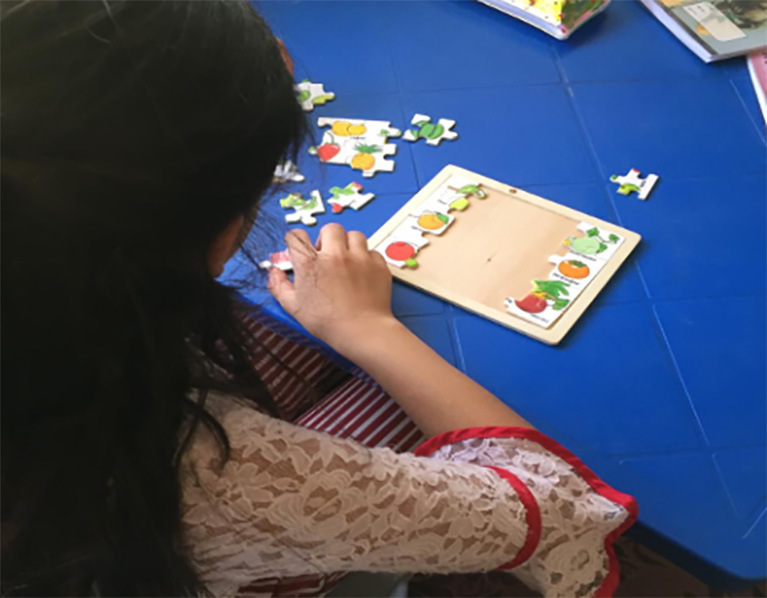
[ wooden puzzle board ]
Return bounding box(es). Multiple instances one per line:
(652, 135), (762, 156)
(368, 165), (641, 344)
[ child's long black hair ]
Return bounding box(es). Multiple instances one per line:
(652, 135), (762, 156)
(1, 1), (305, 595)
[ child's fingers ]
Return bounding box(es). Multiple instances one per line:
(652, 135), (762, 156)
(347, 230), (368, 255)
(284, 229), (316, 269)
(267, 267), (298, 314)
(317, 223), (348, 254)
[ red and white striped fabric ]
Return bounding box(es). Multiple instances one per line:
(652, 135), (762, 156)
(227, 311), (637, 598)
(235, 312), (423, 597)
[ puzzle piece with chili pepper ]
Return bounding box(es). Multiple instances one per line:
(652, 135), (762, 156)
(309, 118), (401, 178)
(610, 168), (658, 201)
(403, 113), (458, 146)
(327, 182), (375, 213)
(279, 190), (324, 226)
(295, 80), (335, 112)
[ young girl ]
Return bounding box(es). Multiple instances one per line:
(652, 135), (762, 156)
(0, 2), (636, 597)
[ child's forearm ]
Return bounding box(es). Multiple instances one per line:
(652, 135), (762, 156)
(335, 318), (534, 437)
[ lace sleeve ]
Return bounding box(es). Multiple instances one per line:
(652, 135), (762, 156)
(182, 397), (636, 598)
(182, 396), (529, 596)
(416, 428), (638, 598)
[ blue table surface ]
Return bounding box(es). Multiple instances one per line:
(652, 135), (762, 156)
(225, 0), (767, 585)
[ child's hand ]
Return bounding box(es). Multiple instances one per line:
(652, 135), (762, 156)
(267, 225), (397, 355)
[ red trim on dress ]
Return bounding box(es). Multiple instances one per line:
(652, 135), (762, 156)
(485, 465), (542, 569)
(414, 426), (639, 598)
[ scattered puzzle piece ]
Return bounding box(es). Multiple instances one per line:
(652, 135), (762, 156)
(327, 182), (375, 213)
(310, 118), (402, 178)
(258, 249), (293, 271)
(402, 113), (458, 146)
(295, 80), (335, 112)
(610, 168), (658, 201)
(280, 190), (324, 226)
(273, 160), (305, 183)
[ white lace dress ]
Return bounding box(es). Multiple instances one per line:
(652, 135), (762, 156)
(181, 394), (637, 598)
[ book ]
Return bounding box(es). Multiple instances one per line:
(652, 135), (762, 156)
(476, 0), (611, 40)
(747, 51), (767, 124)
(641, 0), (767, 62)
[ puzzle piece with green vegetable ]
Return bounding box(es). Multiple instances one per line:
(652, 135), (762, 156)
(610, 168), (658, 201)
(295, 80), (335, 112)
(279, 190), (324, 226)
(403, 113), (458, 146)
(564, 223), (623, 261)
(327, 182), (375, 213)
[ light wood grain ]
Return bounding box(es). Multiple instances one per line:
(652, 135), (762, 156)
(368, 166), (641, 345)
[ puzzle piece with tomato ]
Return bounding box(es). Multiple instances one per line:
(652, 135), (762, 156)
(375, 227), (430, 269)
(258, 249), (293, 272)
(279, 190), (324, 226)
(310, 118), (402, 178)
(295, 80), (335, 112)
(505, 279), (573, 329)
(403, 113), (458, 146)
(609, 168), (658, 201)
(327, 182), (375, 213)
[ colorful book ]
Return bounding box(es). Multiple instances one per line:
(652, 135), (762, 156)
(477, 0), (611, 40)
(641, 0), (767, 62)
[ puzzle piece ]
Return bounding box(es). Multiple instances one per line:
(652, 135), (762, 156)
(610, 168), (658, 201)
(258, 249), (293, 271)
(408, 209), (455, 235)
(375, 227), (429, 269)
(315, 118), (401, 142)
(295, 80), (335, 112)
(402, 113), (458, 146)
(327, 182), (375, 213)
(273, 160), (305, 183)
(564, 222), (624, 261)
(310, 118), (402, 178)
(279, 190), (324, 226)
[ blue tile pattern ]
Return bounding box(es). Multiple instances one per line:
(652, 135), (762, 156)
(226, 0), (767, 583)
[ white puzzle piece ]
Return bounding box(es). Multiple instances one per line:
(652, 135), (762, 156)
(403, 113), (458, 146)
(328, 182), (375, 213)
(374, 227), (430, 269)
(564, 222), (624, 262)
(279, 190), (324, 226)
(407, 209), (455, 235)
(610, 168), (658, 201)
(431, 175), (487, 212)
(505, 222), (626, 328)
(310, 118), (402, 178)
(258, 249), (293, 271)
(273, 160), (305, 183)
(547, 252), (605, 291)
(295, 80), (335, 112)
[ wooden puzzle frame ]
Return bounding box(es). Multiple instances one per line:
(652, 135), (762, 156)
(368, 165), (641, 345)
